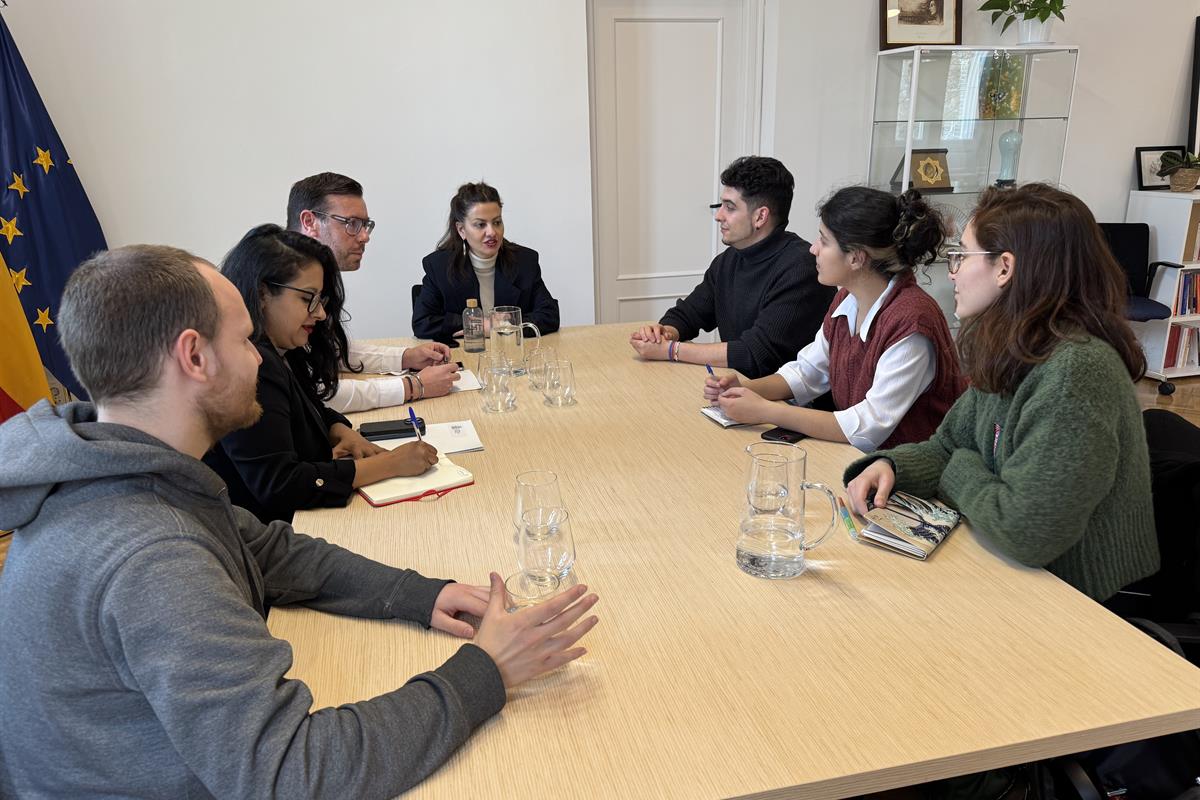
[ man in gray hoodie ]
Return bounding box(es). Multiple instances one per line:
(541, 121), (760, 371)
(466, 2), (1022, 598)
(0, 245), (599, 799)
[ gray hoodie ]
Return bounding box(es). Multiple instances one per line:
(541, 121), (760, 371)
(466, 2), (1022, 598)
(0, 401), (505, 799)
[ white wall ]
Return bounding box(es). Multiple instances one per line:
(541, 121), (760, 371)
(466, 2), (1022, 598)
(2, 0), (595, 339)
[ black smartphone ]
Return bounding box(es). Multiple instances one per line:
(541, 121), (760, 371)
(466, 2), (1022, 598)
(358, 417), (426, 441)
(761, 427), (806, 444)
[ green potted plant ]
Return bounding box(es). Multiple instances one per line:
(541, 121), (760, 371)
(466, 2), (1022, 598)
(1157, 151), (1200, 192)
(978, 0), (1066, 43)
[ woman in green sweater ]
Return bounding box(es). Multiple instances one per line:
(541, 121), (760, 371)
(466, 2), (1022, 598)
(845, 183), (1159, 603)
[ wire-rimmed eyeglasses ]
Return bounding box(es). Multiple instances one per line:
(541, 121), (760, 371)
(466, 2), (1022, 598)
(944, 249), (996, 275)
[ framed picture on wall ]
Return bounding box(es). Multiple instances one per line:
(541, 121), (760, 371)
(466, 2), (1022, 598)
(1135, 146), (1186, 191)
(879, 0), (962, 50)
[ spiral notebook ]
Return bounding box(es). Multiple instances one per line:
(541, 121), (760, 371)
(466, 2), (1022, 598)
(357, 456), (474, 507)
(858, 492), (960, 560)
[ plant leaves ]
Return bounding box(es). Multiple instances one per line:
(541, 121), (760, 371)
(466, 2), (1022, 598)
(1001, 15), (1017, 33)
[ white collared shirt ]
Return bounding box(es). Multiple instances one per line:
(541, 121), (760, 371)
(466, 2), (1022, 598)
(776, 276), (936, 451)
(326, 340), (410, 413)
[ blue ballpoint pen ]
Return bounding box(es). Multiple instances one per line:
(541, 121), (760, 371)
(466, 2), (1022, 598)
(408, 406), (423, 442)
(706, 363), (715, 376)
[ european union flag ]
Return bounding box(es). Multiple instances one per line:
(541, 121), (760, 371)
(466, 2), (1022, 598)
(1, 12), (106, 403)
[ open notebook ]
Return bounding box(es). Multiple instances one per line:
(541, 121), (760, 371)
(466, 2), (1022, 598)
(858, 492), (960, 560)
(357, 456), (474, 507)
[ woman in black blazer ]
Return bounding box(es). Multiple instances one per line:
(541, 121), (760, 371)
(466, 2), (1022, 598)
(204, 225), (437, 524)
(413, 182), (560, 343)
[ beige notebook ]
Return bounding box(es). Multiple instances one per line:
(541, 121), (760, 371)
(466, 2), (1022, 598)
(357, 456), (474, 507)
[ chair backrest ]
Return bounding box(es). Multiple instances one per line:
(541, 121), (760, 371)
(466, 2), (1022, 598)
(1138, 409), (1200, 620)
(1098, 222), (1151, 298)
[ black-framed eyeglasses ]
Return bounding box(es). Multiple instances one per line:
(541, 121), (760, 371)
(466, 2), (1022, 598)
(266, 281), (328, 314)
(312, 210), (375, 236)
(944, 249), (997, 275)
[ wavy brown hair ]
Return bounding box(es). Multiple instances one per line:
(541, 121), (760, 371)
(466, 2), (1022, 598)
(958, 183), (1145, 395)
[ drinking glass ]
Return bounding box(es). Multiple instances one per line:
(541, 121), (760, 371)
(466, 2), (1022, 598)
(736, 442), (837, 579)
(525, 346), (556, 390)
(479, 354), (516, 413)
(513, 470), (562, 543)
(542, 359), (577, 407)
(518, 506), (575, 582)
(504, 570), (561, 613)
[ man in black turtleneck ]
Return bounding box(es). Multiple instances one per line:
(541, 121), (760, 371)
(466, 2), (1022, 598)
(630, 156), (832, 379)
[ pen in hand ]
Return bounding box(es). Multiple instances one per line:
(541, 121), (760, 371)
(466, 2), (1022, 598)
(408, 406), (423, 443)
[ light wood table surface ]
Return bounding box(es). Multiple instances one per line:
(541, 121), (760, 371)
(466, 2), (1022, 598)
(269, 323), (1200, 799)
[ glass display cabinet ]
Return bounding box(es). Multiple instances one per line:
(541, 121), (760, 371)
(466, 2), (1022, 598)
(868, 45), (1078, 324)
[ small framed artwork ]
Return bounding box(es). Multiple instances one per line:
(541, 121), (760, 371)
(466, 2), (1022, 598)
(891, 148), (953, 193)
(1135, 145), (1186, 191)
(880, 0), (963, 50)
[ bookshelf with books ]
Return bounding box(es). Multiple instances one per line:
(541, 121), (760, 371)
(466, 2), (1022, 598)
(1125, 190), (1200, 384)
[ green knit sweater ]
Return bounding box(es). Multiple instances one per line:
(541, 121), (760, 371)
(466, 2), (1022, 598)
(844, 337), (1159, 601)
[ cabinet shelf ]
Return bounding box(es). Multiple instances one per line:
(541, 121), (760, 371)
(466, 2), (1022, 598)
(873, 116), (1069, 125)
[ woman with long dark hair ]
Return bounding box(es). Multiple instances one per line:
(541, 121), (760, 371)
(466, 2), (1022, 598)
(413, 182), (559, 343)
(705, 187), (965, 450)
(205, 224), (437, 524)
(846, 183), (1159, 603)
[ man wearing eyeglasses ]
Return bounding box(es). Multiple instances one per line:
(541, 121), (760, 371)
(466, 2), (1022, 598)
(287, 173), (461, 412)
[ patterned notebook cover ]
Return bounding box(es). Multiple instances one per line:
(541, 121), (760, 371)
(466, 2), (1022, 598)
(860, 491), (961, 560)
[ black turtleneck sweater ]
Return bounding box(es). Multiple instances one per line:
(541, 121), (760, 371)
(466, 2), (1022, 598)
(659, 226), (832, 379)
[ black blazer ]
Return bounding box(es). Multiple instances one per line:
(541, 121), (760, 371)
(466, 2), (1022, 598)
(413, 244), (560, 343)
(203, 343), (356, 524)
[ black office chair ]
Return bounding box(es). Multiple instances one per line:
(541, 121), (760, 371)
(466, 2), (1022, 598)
(1108, 409), (1200, 649)
(1050, 409), (1200, 798)
(410, 283), (459, 349)
(1098, 222), (1185, 394)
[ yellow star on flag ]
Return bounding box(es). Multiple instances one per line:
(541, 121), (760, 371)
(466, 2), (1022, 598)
(10, 267), (31, 294)
(34, 307), (54, 332)
(33, 147), (54, 174)
(7, 172), (29, 199)
(0, 215), (22, 245)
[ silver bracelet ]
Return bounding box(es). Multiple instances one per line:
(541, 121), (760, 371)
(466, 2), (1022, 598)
(411, 373), (425, 400)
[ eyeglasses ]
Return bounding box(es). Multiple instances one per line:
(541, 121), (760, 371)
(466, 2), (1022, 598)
(312, 210), (376, 236)
(944, 249), (997, 274)
(266, 281), (328, 314)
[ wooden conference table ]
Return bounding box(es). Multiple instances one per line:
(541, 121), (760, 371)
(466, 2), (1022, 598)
(269, 323), (1200, 799)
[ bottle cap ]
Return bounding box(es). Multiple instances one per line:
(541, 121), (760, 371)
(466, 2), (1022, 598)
(467, 298), (478, 308)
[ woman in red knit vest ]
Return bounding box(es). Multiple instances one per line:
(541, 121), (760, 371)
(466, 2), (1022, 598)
(704, 186), (966, 451)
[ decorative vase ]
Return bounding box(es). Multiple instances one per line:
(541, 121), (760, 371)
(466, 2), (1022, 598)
(1168, 168), (1200, 193)
(996, 130), (1023, 186)
(1017, 17), (1054, 44)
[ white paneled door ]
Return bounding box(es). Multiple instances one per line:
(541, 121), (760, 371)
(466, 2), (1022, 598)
(588, 0), (765, 325)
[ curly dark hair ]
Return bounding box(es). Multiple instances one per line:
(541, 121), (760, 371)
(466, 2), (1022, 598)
(220, 224), (350, 400)
(818, 186), (948, 276)
(720, 156), (795, 229)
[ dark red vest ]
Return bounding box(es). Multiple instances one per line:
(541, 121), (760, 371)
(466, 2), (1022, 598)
(822, 271), (966, 449)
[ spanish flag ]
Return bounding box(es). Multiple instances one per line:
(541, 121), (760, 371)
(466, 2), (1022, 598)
(1, 12), (107, 422)
(1, 248), (49, 421)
